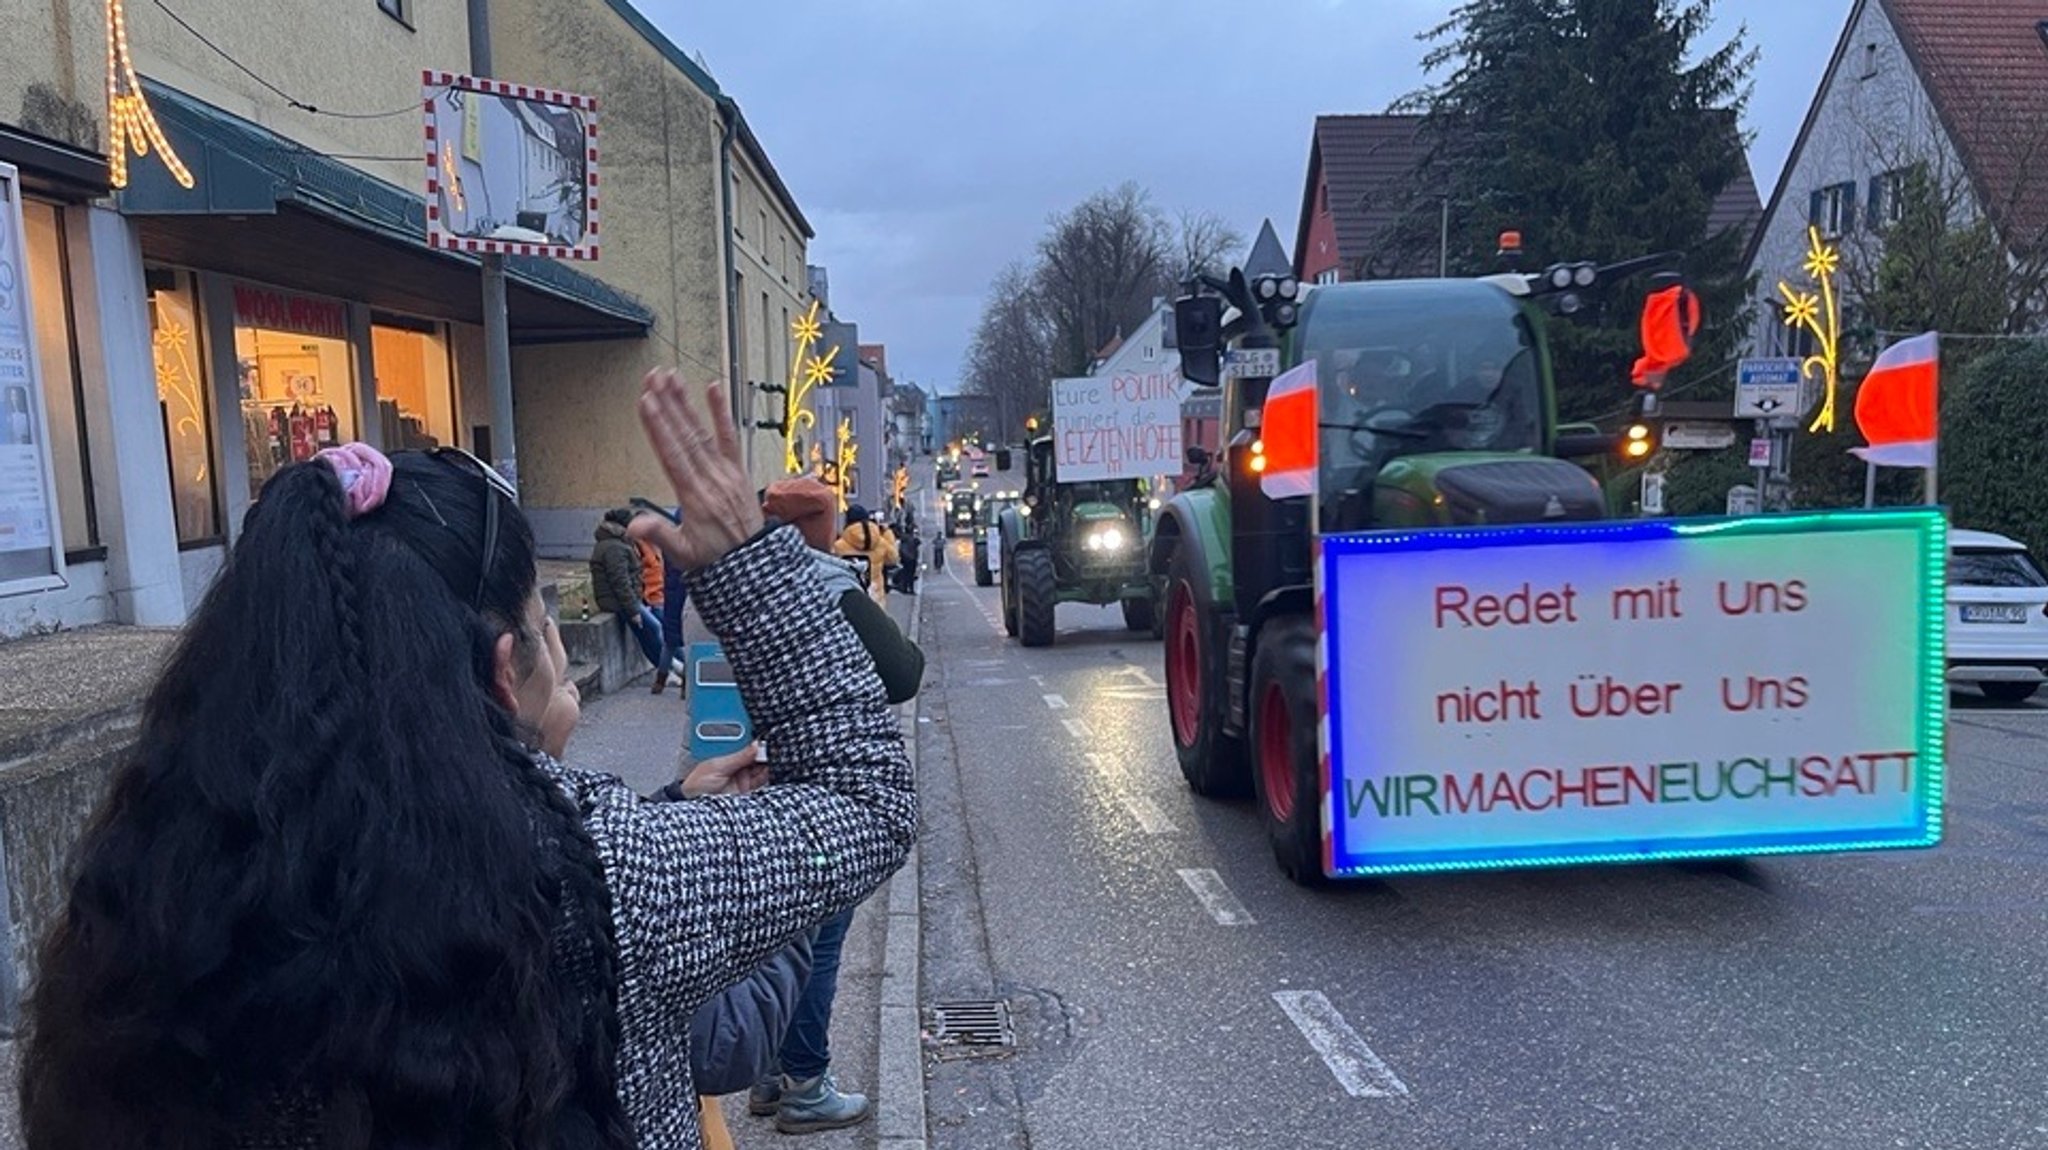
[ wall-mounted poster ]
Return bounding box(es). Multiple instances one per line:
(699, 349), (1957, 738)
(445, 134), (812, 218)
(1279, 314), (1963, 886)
(0, 163), (63, 588)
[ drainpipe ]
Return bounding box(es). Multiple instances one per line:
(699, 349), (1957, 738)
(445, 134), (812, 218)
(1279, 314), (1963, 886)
(717, 99), (745, 464)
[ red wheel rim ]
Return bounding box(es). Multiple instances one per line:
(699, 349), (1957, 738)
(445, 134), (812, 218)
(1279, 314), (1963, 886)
(1259, 682), (1294, 823)
(1167, 582), (1201, 749)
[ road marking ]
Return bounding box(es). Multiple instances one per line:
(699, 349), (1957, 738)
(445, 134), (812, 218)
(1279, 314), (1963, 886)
(1061, 717), (1093, 739)
(1043, 693), (1068, 710)
(941, 552), (1004, 634)
(1120, 793), (1174, 834)
(1114, 665), (1160, 687)
(1270, 990), (1411, 1098)
(1175, 868), (1255, 926)
(1031, 674), (1047, 687)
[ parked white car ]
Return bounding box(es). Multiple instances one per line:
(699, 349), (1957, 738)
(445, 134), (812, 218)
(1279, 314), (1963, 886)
(1947, 528), (2048, 703)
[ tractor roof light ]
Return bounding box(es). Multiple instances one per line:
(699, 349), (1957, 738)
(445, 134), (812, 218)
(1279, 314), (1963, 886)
(1273, 302), (1299, 328)
(1256, 277), (1278, 301)
(1279, 277), (1299, 300)
(1573, 263), (1597, 288)
(1549, 265), (1575, 290)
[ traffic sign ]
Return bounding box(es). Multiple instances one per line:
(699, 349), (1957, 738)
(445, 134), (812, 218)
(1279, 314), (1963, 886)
(1223, 348), (1281, 379)
(1661, 421), (1737, 451)
(1725, 484), (1760, 515)
(1748, 437), (1773, 468)
(1734, 358), (1807, 419)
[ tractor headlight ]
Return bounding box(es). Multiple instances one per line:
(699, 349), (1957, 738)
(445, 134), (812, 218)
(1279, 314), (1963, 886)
(1084, 526), (1127, 552)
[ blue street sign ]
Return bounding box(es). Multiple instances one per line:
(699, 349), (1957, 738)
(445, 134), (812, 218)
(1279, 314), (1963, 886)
(687, 642), (753, 762)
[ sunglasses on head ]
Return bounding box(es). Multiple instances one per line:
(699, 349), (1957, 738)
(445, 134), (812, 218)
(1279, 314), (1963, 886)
(428, 447), (518, 609)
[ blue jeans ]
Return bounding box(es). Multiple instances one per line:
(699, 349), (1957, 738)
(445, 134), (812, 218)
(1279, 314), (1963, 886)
(659, 567), (688, 669)
(779, 907), (855, 1080)
(624, 605), (665, 669)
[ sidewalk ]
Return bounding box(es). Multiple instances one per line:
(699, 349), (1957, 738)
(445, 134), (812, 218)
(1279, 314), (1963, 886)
(562, 585), (927, 1150)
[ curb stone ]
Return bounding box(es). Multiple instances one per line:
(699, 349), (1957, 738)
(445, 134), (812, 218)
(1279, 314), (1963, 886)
(876, 592), (927, 1150)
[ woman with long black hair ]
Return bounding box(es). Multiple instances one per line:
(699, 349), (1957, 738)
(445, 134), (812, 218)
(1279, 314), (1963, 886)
(19, 372), (916, 1150)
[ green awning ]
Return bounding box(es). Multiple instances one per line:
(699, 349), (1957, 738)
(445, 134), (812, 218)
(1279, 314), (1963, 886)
(119, 79), (652, 343)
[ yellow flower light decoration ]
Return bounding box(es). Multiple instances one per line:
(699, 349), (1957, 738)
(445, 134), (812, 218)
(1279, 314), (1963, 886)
(782, 299), (846, 474)
(1776, 225), (1842, 433)
(107, 0), (194, 190)
(834, 417), (857, 511)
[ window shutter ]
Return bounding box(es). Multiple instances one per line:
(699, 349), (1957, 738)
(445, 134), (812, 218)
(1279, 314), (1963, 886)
(1839, 184), (1857, 233)
(1867, 178), (1884, 230)
(1808, 189), (1825, 227)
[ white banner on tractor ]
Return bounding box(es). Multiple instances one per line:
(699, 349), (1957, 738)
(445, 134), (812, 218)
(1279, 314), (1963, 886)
(1052, 370), (1186, 483)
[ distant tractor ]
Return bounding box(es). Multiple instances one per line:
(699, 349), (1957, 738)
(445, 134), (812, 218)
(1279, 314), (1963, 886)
(974, 489), (1020, 587)
(945, 489), (979, 538)
(997, 439), (1158, 647)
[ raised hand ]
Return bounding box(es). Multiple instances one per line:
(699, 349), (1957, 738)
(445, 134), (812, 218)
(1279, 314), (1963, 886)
(635, 370), (765, 569)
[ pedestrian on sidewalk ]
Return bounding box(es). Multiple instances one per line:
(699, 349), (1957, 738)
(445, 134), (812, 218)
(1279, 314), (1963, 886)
(834, 503), (898, 605)
(748, 478), (927, 1134)
(630, 500), (690, 697)
(591, 506), (667, 674)
(21, 377), (917, 1150)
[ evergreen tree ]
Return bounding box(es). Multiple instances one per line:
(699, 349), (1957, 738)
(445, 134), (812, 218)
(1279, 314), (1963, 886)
(1397, 0), (1758, 422)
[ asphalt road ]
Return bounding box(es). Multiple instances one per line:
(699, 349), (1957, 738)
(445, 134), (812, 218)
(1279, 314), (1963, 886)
(912, 527), (2048, 1150)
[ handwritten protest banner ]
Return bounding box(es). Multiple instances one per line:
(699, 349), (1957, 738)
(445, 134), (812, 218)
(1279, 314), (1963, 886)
(1052, 370), (1185, 482)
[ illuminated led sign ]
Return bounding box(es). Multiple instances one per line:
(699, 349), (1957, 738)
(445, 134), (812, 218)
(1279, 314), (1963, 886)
(1316, 509), (1946, 876)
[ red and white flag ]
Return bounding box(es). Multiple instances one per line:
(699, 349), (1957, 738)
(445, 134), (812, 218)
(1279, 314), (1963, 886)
(1260, 361), (1318, 500)
(1851, 331), (1939, 468)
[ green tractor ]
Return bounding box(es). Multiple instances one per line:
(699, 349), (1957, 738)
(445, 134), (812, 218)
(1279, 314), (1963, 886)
(997, 438), (1158, 647)
(1152, 247), (1677, 883)
(973, 488), (1021, 586)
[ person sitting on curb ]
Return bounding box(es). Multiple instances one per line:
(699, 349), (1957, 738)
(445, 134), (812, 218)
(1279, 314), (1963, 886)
(590, 506), (667, 674)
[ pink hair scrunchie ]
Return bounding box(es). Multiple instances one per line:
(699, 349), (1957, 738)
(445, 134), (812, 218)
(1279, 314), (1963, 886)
(315, 443), (393, 520)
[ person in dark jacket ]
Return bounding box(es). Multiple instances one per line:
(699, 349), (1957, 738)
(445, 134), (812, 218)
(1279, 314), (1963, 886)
(591, 507), (665, 671)
(763, 479), (923, 705)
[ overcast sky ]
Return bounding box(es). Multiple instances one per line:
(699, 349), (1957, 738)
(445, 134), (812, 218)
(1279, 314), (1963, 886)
(639, 1), (1845, 394)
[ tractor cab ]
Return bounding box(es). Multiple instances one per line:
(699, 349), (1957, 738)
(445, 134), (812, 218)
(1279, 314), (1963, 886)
(1296, 279), (1604, 533)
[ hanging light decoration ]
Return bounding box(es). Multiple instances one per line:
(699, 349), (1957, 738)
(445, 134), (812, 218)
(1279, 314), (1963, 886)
(1777, 226), (1841, 433)
(107, 0), (194, 190)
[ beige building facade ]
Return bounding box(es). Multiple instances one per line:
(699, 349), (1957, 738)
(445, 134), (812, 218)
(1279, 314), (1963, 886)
(0, 0), (818, 633)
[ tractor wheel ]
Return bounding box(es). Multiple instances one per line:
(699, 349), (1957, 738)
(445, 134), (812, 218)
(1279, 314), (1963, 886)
(974, 547), (993, 587)
(1250, 614), (1325, 886)
(1164, 548), (1247, 797)
(1121, 595), (1155, 633)
(1017, 548), (1057, 648)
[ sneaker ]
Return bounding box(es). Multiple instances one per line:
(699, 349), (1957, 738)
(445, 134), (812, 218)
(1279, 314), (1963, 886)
(650, 668), (669, 695)
(774, 1072), (871, 1134)
(747, 1077), (782, 1117)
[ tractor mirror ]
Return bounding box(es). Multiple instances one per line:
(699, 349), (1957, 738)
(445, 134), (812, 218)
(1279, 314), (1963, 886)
(1174, 295), (1224, 387)
(994, 449), (1013, 472)
(1185, 444), (1210, 466)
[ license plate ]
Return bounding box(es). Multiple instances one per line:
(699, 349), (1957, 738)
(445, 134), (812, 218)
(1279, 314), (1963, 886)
(1961, 604), (2028, 624)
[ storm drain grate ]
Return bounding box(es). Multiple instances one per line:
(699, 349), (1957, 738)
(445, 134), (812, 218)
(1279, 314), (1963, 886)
(927, 999), (1016, 1050)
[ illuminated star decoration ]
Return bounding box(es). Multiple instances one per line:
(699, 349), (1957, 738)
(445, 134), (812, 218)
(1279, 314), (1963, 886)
(106, 0), (193, 189)
(1777, 225), (1842, 433)
(783, 299), (843, 473)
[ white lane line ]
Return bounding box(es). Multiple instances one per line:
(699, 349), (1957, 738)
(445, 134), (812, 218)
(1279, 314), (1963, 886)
(1030, 674), (1047, 687)
(1043, 693), (1068, 710)
(1061, 717), (1093, 739)
(1175, 867), (1256, 926)
(941, 554), (1004, 635)
(1270, 990), (1411, 1098)
(1121, 793), (1174, 835)
(1086, 755), (1176, 834)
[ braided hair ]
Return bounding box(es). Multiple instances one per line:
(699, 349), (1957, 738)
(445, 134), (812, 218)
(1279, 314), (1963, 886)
(23, 454), (631, 1149)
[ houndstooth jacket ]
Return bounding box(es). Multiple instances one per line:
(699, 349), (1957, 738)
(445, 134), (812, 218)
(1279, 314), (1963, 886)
(543, 525), (919, 1147)
(228, 527), (914, 1150)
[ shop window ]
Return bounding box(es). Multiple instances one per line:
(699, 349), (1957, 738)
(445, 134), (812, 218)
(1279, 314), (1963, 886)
(371, 315), (457, 452)
(231, 283), (357, 502)
(21, 199), (98, 555)
(147, 268), (221, 544)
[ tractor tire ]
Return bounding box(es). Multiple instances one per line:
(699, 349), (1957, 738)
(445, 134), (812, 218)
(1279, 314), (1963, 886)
(1250, 614), (1325, 886)
(1121, 595), (1156, 633)
(1164, 548), (1248, 797)
(974, 548), (993, 586)
(1148, 576), (1167, 640)
(1016, 548), (1057, 648)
